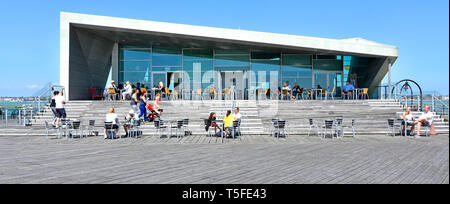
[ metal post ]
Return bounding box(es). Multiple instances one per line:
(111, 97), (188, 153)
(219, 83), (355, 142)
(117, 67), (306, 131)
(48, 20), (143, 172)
(417, 95), (421, 111)
(388, 60), (392, 99)
(431, 94), (435, 113)
(38, 96), (41, 113)
(18, 108), (21, 125)
(5, 109), (7, 127)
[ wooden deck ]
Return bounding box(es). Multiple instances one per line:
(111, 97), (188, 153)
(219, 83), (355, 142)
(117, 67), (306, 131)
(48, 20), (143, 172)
(0, 134), (448, 184)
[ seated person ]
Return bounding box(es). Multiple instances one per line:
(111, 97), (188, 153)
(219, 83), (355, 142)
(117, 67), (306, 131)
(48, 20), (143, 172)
(123, 110), (136, 137)
(233, 107), (242, 122)
(122, 81), (132, 100)
(401, 107), (415, 135)
(206, 112), (218, 134)
(292, 83), (301, 99)
(104, 108), (119, 139)
(107, 81), (118, 100)
(413, 106), (434, 137)
(342, 81), (355, 98)
(223, 110), (236, 138)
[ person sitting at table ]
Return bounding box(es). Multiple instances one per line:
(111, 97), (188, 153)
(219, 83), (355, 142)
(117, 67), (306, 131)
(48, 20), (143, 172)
(401, 107), (415, 136)
(282, 83), (291, 100)
(413, 106), (434, 138)
(107, 81), (118, 100)
(223, 110), (235, 138)
(342, 81), (355, 99)
(233, 107), (242, 122)
(123, 110), (136, 137)
(104, 108), (119, 139)
(122, 81), (132, 100)
(292, 83), (301, 99)
(205, 112), (218, 134)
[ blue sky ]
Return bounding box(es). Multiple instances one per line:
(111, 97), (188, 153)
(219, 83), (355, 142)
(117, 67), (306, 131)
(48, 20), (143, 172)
(0, 0), (448, 96)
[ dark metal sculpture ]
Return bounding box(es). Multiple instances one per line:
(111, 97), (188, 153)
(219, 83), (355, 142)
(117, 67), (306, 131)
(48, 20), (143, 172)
(391, 79), (423, 111)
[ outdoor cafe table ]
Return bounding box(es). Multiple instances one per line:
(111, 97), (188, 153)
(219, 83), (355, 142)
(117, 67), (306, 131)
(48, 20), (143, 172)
(351, 88), (364, 100)
(60, 119), (71, 138)
(211, 120), (225, 143)
(397, 118), (414, 136)
(311, 89), (327, 100)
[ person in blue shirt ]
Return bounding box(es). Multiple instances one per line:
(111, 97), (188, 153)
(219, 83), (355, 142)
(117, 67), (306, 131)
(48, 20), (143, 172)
(342, 81), (355, 99)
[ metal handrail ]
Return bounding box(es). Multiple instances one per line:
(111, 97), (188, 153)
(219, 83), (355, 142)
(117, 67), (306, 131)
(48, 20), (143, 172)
(432, 95), (449, 122)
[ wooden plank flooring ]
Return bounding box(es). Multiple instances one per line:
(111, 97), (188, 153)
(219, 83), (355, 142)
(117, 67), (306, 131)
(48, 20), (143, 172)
(0, 134), (448, 184)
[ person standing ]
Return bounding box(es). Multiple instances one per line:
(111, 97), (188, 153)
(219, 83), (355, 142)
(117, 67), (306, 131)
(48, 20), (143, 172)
(138, 92), (148, 122)
(54, 91), (66, 127)
(50, 91), (59, 126)
(130, 89), (139, 117)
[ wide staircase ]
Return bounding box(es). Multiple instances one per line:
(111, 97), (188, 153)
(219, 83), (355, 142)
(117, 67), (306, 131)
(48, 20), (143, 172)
(2, 99), (448, 137)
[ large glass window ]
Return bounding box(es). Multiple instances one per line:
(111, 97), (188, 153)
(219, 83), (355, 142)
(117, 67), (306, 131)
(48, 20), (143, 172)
(183, 49), (213, 60)
(120, 49), (151, 60)
(183, 60), (214, 91)
(152, 55), (182, 67)
(313, 59), (342, 71)
(120, 61), (150, 72)
(282, 66), (313, 89)
(119, 72), (151, 84)
(215, 55), (250, 67)
(282, 54), (312, 66)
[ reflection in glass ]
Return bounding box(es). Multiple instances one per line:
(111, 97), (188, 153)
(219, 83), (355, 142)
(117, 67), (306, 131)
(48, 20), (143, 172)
(120, 61), (150, 72)
(121, 49), (151, 60)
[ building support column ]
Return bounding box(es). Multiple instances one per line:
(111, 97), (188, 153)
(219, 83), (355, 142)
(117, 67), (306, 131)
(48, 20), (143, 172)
(111, 43), (119, 82)
(388, 59), (392, 99)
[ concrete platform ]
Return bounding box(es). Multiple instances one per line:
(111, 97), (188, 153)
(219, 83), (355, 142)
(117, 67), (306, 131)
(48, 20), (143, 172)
(0, 134), (448, 184)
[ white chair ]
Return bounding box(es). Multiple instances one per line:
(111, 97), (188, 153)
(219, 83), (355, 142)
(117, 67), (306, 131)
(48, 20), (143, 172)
(307, 118), (321, 137)
(45, 121), (62, 139)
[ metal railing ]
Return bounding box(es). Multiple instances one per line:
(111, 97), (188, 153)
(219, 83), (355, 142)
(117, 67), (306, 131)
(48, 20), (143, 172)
(1, 85), (64, 128)
(431, 95), (449, 122)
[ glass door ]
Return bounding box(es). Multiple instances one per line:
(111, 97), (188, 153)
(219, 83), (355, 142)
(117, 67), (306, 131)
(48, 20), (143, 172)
(167, 72), (182, 99)
(152, 72), (167, 90)
(314, 71), (343, 97)
(220, 71), (245, 100)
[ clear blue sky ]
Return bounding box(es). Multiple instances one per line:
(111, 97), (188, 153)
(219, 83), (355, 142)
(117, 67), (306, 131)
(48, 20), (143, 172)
(0, 0), (448, 97)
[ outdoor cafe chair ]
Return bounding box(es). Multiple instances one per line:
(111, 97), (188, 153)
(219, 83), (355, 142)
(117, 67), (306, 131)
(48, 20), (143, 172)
(334, 117), (343, 137)
(361, 88), (369, 100)
(69, 120), (85, 139)
(182, 118), (190, 136)
(322, 119), (335, 138)
(130, 119), (141, 138)
(231, 120), (242, 139)
(327, 87), (336, 100)
(44, 121), (62, 139)
(273, 120), (288, 138)
(85, 119), (96, 136)
(387, 118), (401, 137)
(170, 120), (184, 138)
(104, 121), (118, 139)
(203, 119), (214, 137)
(342, 119), (356, 137)
(307, 118), (321, 137)
(270, 118), (279, 136)
(154, 119), (168, 138)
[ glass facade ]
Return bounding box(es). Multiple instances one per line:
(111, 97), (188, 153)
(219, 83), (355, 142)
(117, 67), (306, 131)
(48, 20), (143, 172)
(119, 44), (366, 99)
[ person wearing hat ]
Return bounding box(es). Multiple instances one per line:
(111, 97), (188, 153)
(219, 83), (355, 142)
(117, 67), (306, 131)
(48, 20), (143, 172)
(122, 81), (132, 100)
(123, 109), (136, 137)
(107, 80), (118, 100)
